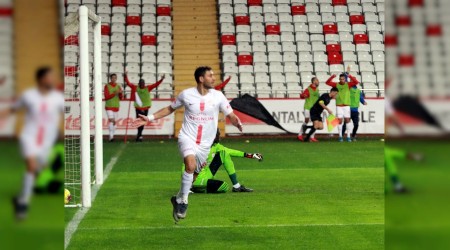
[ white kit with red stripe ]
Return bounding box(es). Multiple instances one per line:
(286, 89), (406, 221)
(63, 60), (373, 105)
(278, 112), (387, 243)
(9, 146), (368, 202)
(171, 87), (232, 172)
(14, 88), (64, 165)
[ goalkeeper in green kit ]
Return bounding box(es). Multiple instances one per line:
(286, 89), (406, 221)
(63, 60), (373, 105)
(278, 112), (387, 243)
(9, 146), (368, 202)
(190, 129), (263, 193)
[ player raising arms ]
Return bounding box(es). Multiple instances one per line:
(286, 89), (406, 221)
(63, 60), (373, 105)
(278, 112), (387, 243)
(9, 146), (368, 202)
(303, 88), (339, 142)
(133, 66), (243, 222)
(104, 73), (123, 142)
(125, 72), (165, 142)
(325, 67), (359, 142)
(298, 77), (320, 142)
(0, 67), (64, 220)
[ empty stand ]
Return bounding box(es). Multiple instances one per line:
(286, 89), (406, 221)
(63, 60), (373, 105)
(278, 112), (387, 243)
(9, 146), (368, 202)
(64, 0), (173, 98)
(218, 0), (385, 98)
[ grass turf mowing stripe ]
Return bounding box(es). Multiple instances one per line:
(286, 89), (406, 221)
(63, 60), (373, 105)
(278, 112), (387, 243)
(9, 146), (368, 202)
(77, 222), (384, 230)
(64, 144), (126, 249)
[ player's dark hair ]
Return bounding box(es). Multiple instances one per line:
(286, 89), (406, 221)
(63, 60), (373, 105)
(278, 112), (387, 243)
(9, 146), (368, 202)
(194, 66), (212, 83)
(36, 67), (52, 82)
(330, 87), (339, 92)
(139, 79), (145, 84)
(311, 77), (318, 83)
(110, 73), (117, 78)
(339, 73), (346, 78)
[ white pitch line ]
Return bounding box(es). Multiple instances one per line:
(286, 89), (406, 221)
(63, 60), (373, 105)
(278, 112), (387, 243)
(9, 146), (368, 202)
(64, 144), (126, 249)
(77, 222), (384, 231)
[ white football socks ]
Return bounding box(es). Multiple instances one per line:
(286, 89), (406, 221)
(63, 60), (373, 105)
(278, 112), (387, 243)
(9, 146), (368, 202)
(176, 171), (193, 204)
(109, 122), (115, 140)
(19, 172), (35, 205)
(338, 123), (343, 137)
(346, 122), (353, 138)
(233, 183), (241, 189)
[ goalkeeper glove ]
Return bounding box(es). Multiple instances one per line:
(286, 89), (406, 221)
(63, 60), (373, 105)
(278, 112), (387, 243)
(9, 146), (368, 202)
(245, 153), (263, 161)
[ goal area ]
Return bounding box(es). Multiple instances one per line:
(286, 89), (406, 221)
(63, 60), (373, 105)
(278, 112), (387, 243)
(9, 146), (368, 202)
(64, 5), (103, 208)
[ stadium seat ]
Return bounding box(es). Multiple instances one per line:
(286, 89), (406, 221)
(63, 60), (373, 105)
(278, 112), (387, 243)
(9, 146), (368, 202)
(328, 52), (343, 64)
(265, 24), (281, 35)
(323, 23), (338, 34)
(359, 62), (375, 72)
(329, 64), (345, 74)
(223, 63), (238, 74)
(237, 54), (253, 65)
(354, 34), (369, 44)
(157, 6), (171, 16)
(284, 62), (299, 73)
(235, 15), (250, 25)
(291, 5), (306, 16)
(112, 0), (126, 7)
(254, 72), (270, 84)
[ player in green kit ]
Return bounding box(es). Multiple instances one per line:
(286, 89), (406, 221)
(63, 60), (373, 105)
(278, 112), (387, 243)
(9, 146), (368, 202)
(325, 67), (359, 142)
(298, 77), (320, 142)
(342, 85), (367, 141)
(190, 129), (263, 193)
(104, 73), (123, 142)
(303, 88), (339, 142)
(125, 72), (165, 141)
(385, 146), (423, 193)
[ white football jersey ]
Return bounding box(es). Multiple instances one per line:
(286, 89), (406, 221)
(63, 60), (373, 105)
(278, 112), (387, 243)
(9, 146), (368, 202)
(14, 88), (64, 150)
(171, 87), (233, 148)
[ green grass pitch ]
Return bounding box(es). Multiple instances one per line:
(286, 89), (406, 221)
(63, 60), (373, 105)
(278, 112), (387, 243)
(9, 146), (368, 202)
(65, 137), (384, 249)
(0, 141), (64, 250)
(385, 140), (450, 250)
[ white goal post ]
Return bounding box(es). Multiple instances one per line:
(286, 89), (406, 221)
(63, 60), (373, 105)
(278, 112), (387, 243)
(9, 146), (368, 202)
(64, 5), (103, 208)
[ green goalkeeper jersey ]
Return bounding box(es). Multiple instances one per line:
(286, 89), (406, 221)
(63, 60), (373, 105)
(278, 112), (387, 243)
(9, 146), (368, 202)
(206, 143), (245, 165)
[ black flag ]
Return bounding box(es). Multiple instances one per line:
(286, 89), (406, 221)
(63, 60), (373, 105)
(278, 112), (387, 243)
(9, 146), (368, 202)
(394, 96), (442, 129)
(230, 94), (294, 134)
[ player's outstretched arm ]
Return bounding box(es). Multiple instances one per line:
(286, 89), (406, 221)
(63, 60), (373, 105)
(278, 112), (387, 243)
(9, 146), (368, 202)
(227, 112), (243, 132)
(132, 105), (175, 127)
(214, 75), (231, 90)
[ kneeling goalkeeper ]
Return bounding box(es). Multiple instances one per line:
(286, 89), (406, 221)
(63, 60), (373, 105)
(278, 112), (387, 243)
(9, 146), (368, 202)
(191, 129), (263, 193)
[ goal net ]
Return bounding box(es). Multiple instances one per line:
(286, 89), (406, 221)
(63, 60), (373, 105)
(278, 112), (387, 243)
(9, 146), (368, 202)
(64, 6), (103, 208)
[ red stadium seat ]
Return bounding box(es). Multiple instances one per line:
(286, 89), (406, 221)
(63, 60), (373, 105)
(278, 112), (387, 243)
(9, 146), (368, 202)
(64, 66), (77, 76)
(247, 0), (262, 6)
(396, 16), (411, 26)
(408, 0), (424, 7)
(0, 7), (13, 16)
(354, 34), (369, 44)
(101, 25), (110, 35)
(64, 35), (78, 46)
(291, 5), (306, 15)
(142, 35), (157, 45)
(385, 34), (398, 47)
(350, 15), (365, 25)
(323, 24), (338, 34)
(328, 52), (343, 65)
(157, 6), (171, 16)
(112, 0), (127, 7)
(326, 44), (341, 53)
(126, 15), (141, 25)
(398, 55), (414, 67)
(237, 54), (253, 65)
(426, 24), (442, 36)
(235, 16), (250, 25)
(265, 24), (280, 35)
(332, 0), (347, 6)
(221, 34), (236, 45)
